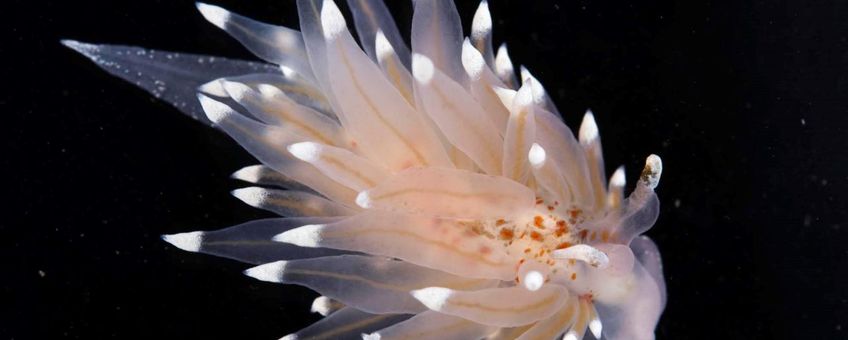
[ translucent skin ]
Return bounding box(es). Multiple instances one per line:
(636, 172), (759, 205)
(65, 0), (667, 338)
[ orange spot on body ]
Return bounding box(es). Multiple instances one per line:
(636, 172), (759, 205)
(571, 273), (577, 280)
(569, 209), (582, 219)
(533, 215), (544, 229)
(535, 198), (544, 205)
(579, 230), (588, 239)
(555, 220), (568, 237)
(524, 248), (532, 254)
(530, 231), (543, 241)
(601, 230), (610, 242)
(547, 205), (555, 211)
(499, 228), (514, 240)
(555, 242), (572, 250)
(496, 219), (507, 226)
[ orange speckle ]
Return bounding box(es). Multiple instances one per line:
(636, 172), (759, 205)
(535, 198), (544, 205)
(601, 230), (611, 242)
(555, 220), (568, 237)
(590, 231), (597, 240)
(499, 228), (514, 240)
(554, 201), (559, 206)
(495, 219), (507, 226)
(579, 230), (588, 239)
(569, 209), (582, 219)
(547, 205), (555, 211)
(530, 231), (543, 241)
(571, 273), (577, 280)
(555, 242), (572, 250)
(524, 248), (532, 254)
(533, 215), (544, 228)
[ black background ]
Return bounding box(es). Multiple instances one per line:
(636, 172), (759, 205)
(5, 0), (848, 339)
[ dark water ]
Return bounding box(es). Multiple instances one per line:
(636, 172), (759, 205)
(5, 0), (847, 338)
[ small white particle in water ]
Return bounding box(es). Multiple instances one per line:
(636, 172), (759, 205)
(801, 118), (806, 125)
(674, 199), (681, 208)
(38, 270), (46, 278)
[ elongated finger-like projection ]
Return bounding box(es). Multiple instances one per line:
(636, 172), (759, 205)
(365, 310), (496, 340)
(273, 211), (515, 280)
(356, 167), (535, 219)
(244, 254), (493, 314)
(411, 285), (568, 327)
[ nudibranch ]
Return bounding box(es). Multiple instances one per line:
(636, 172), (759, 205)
(65, 0), (666, 338)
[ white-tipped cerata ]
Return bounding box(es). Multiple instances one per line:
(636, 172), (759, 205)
(589, 316), (603, 338)
(195, 3), (230, 29)
(244, 260), (286, 283)
(495, 44), (515, 81)
(411, 53), (435, 84)
(374, 30), (394, 62)
(641, 154), (663, 190)
(471, 0), (492, 41)
(563, 330), (579, 340)
(310, 296), (342, 316)
(610, 166), (626, 188)
(272, 224), (324, 247)
(161, 231), (204, 252)
(355, 190), (371, 209)
(523, 271), (545, 291)
(492, 86), (517, 108)
(197, 94), (231, 124)
(579, 109), (599, 144)
(461, 39), (485, 79)
(320, 0), (347, 40)
(528, 143), (547, 169)
(410, 287), (452, 311)
(230, 165), (263, 183)
(230, 187), (267, 207)
(552, 244), (610, 269)
(286, 142), (321, 163)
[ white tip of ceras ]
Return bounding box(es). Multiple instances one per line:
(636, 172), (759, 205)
(552, 244), (610, 269)
(578, 109), (599, 144)
(562, 330), (578, 340)
(495, 43), (514, 78)
(278, 335), (297, 340)
(523, 271), (545, 291)
(231, 187), (268, 208)
(640, 154), (663, 190)
(361, 333), (381, 340)
(374, 30), (394, 63)
(195, 2), (230, 30)
(471, 0), (492, 40)
(231, 165), (263, 183)
(243, 260), (286, 283)
(320, 0), (347, 40)
(272, 224), (324, 247)
(310, 296), (336, 316)
(197, 78), (228, 97)
(220, 80), (253, 102)
(589, 316), (603, 338)
(197, 94), (232, 124)
(161, 231), (204, 252)
(513, 80), (535, 109)
(610, 166), (626, 188)
(461, 39), (485, 80)
(411, 53), (435, 84)
(355, 190), (372, 209)
(287, 142), (321, 163)
(491, 87), (516, 110)
(528, 143), (547, 169)
(411, 287), (452, 311)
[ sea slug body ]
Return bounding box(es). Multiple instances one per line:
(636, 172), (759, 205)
(66, 0), (667, 339)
